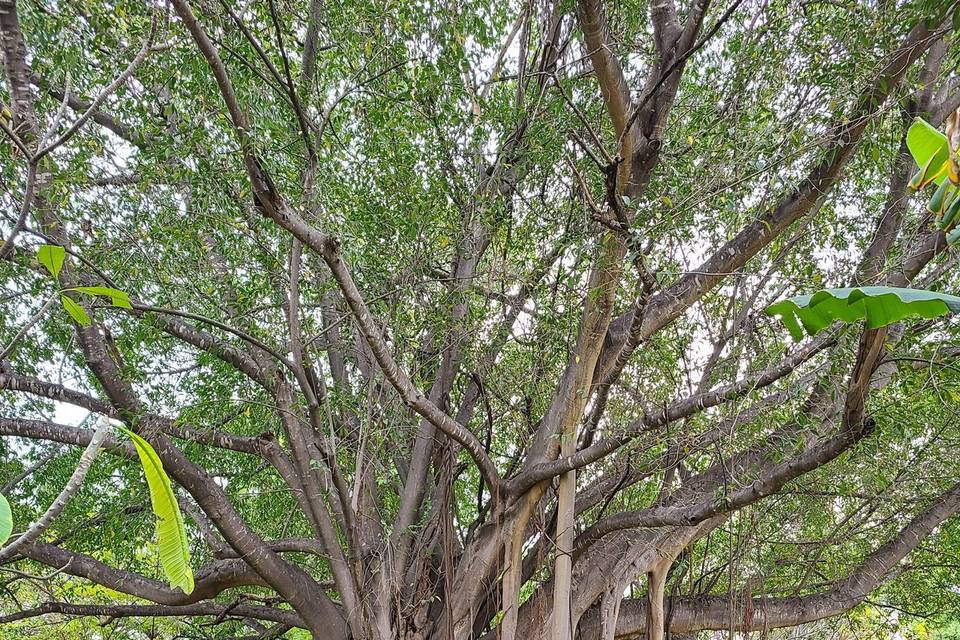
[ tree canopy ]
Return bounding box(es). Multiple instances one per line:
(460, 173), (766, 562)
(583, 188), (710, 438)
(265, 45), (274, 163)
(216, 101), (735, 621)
(2, 0), (960, 638)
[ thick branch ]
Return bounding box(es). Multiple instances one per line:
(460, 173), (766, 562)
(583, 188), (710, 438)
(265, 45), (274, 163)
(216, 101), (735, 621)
(0, 601), (302, 628)
(577, 414), (874, 545)
(577, 0), (632, 134)
(511, 332), (834, 493)
(17, 542), (269, 605)
(584, 480), (960, 637)
(624, 19), (938, 350)
(0, 375), (262, 455)
(169, 0), (501, 493)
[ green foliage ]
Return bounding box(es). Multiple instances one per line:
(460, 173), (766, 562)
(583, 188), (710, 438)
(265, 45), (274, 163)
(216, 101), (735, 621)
(766, 287), (960, 339)
(1, 0), (959, 636)
(36, 244), (65, 279)
(118, 427), (194, 595)
(933, 620), (960, 639)
(0, 493), (11, 546)
(907, 118), (960, 239)
(35, 245), (131, 327)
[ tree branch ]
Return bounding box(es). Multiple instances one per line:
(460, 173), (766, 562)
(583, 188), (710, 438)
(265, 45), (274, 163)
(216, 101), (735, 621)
(584, 480), (960, 636)
(628, 18), (940, 348)
(0, 601), (303, 628)
(0, 419), (109, 562)
(576, 414), (875, 546)
(169, 0), (501, 494)
(577, 0), (632, 135)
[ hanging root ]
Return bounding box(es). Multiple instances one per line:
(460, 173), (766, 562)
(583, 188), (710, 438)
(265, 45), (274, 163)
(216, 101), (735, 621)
(646, 561), (669, 640)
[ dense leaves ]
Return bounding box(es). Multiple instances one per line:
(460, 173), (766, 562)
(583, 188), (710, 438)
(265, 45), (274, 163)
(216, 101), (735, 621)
(0, 0), (959, 638)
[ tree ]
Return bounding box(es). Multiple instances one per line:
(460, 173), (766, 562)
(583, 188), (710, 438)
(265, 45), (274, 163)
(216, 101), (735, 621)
(1, 0), (960, 638)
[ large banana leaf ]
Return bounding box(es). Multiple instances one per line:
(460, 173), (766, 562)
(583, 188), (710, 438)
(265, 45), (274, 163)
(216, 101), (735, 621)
(120, 427), (194, 594)
(907, 118), (960, 243)
(0, 493), (11, 545)
(766, 287), (960, 340)
(908, 118), (951, 188)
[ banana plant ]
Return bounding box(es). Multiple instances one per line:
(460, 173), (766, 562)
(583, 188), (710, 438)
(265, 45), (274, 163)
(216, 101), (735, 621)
(907, 112), (960, 243)
(32, 246), (192, 592)
(767, 117), (960, 339)
(766, 286), (960, 340)
(119, 426), (194, 595)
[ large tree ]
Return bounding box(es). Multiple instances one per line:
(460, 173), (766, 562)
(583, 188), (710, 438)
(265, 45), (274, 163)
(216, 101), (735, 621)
(1, 0), (960, 638)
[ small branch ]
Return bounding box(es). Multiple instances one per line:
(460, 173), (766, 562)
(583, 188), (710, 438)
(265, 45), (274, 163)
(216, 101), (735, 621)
(130, 302), (297, 375)
(36, 70), (71, 149)
(32, 15), (157, 163)
(29, 74), (143, 146)
(0, 117), (30, 157)
(0, 445), (62, 494)
(0, 294), (56, 361)
(0, 417), (110, 562)
(554, 72), (613, 164)
(0, 162), (37, 261)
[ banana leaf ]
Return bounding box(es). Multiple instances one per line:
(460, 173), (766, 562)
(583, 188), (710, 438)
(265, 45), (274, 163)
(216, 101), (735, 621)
(0, 493), (11, 546)
(120, 427), (194, 594)
(766, 287), (960, 340)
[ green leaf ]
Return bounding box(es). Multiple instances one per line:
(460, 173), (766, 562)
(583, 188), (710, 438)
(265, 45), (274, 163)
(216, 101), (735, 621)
(928, 179), (953, 215)
(37, 245), (66, 279)
(69, 286), (133, 309)
(907, 118), (949, 172)
(910, 155), (945, 190)
(765, 287), (960, 340)
(60, 295), (91, 326)
(0, 493), (11, 546)
(947, 226), (960, 245)
(118, 427), (194, 594)
(907, 118), (950, 188)
(942, 195), (960, 230)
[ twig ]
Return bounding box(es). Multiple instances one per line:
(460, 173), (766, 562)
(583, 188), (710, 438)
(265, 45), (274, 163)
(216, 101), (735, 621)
(0, 295), (56, 361)
(0, 118), (30, 158)
(37, 71), (71, 149)
(0, 445), (63, 494)
(32, 15), (157, 163)
(0, 163), (37, 261)
(554, 72), (613, 164)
